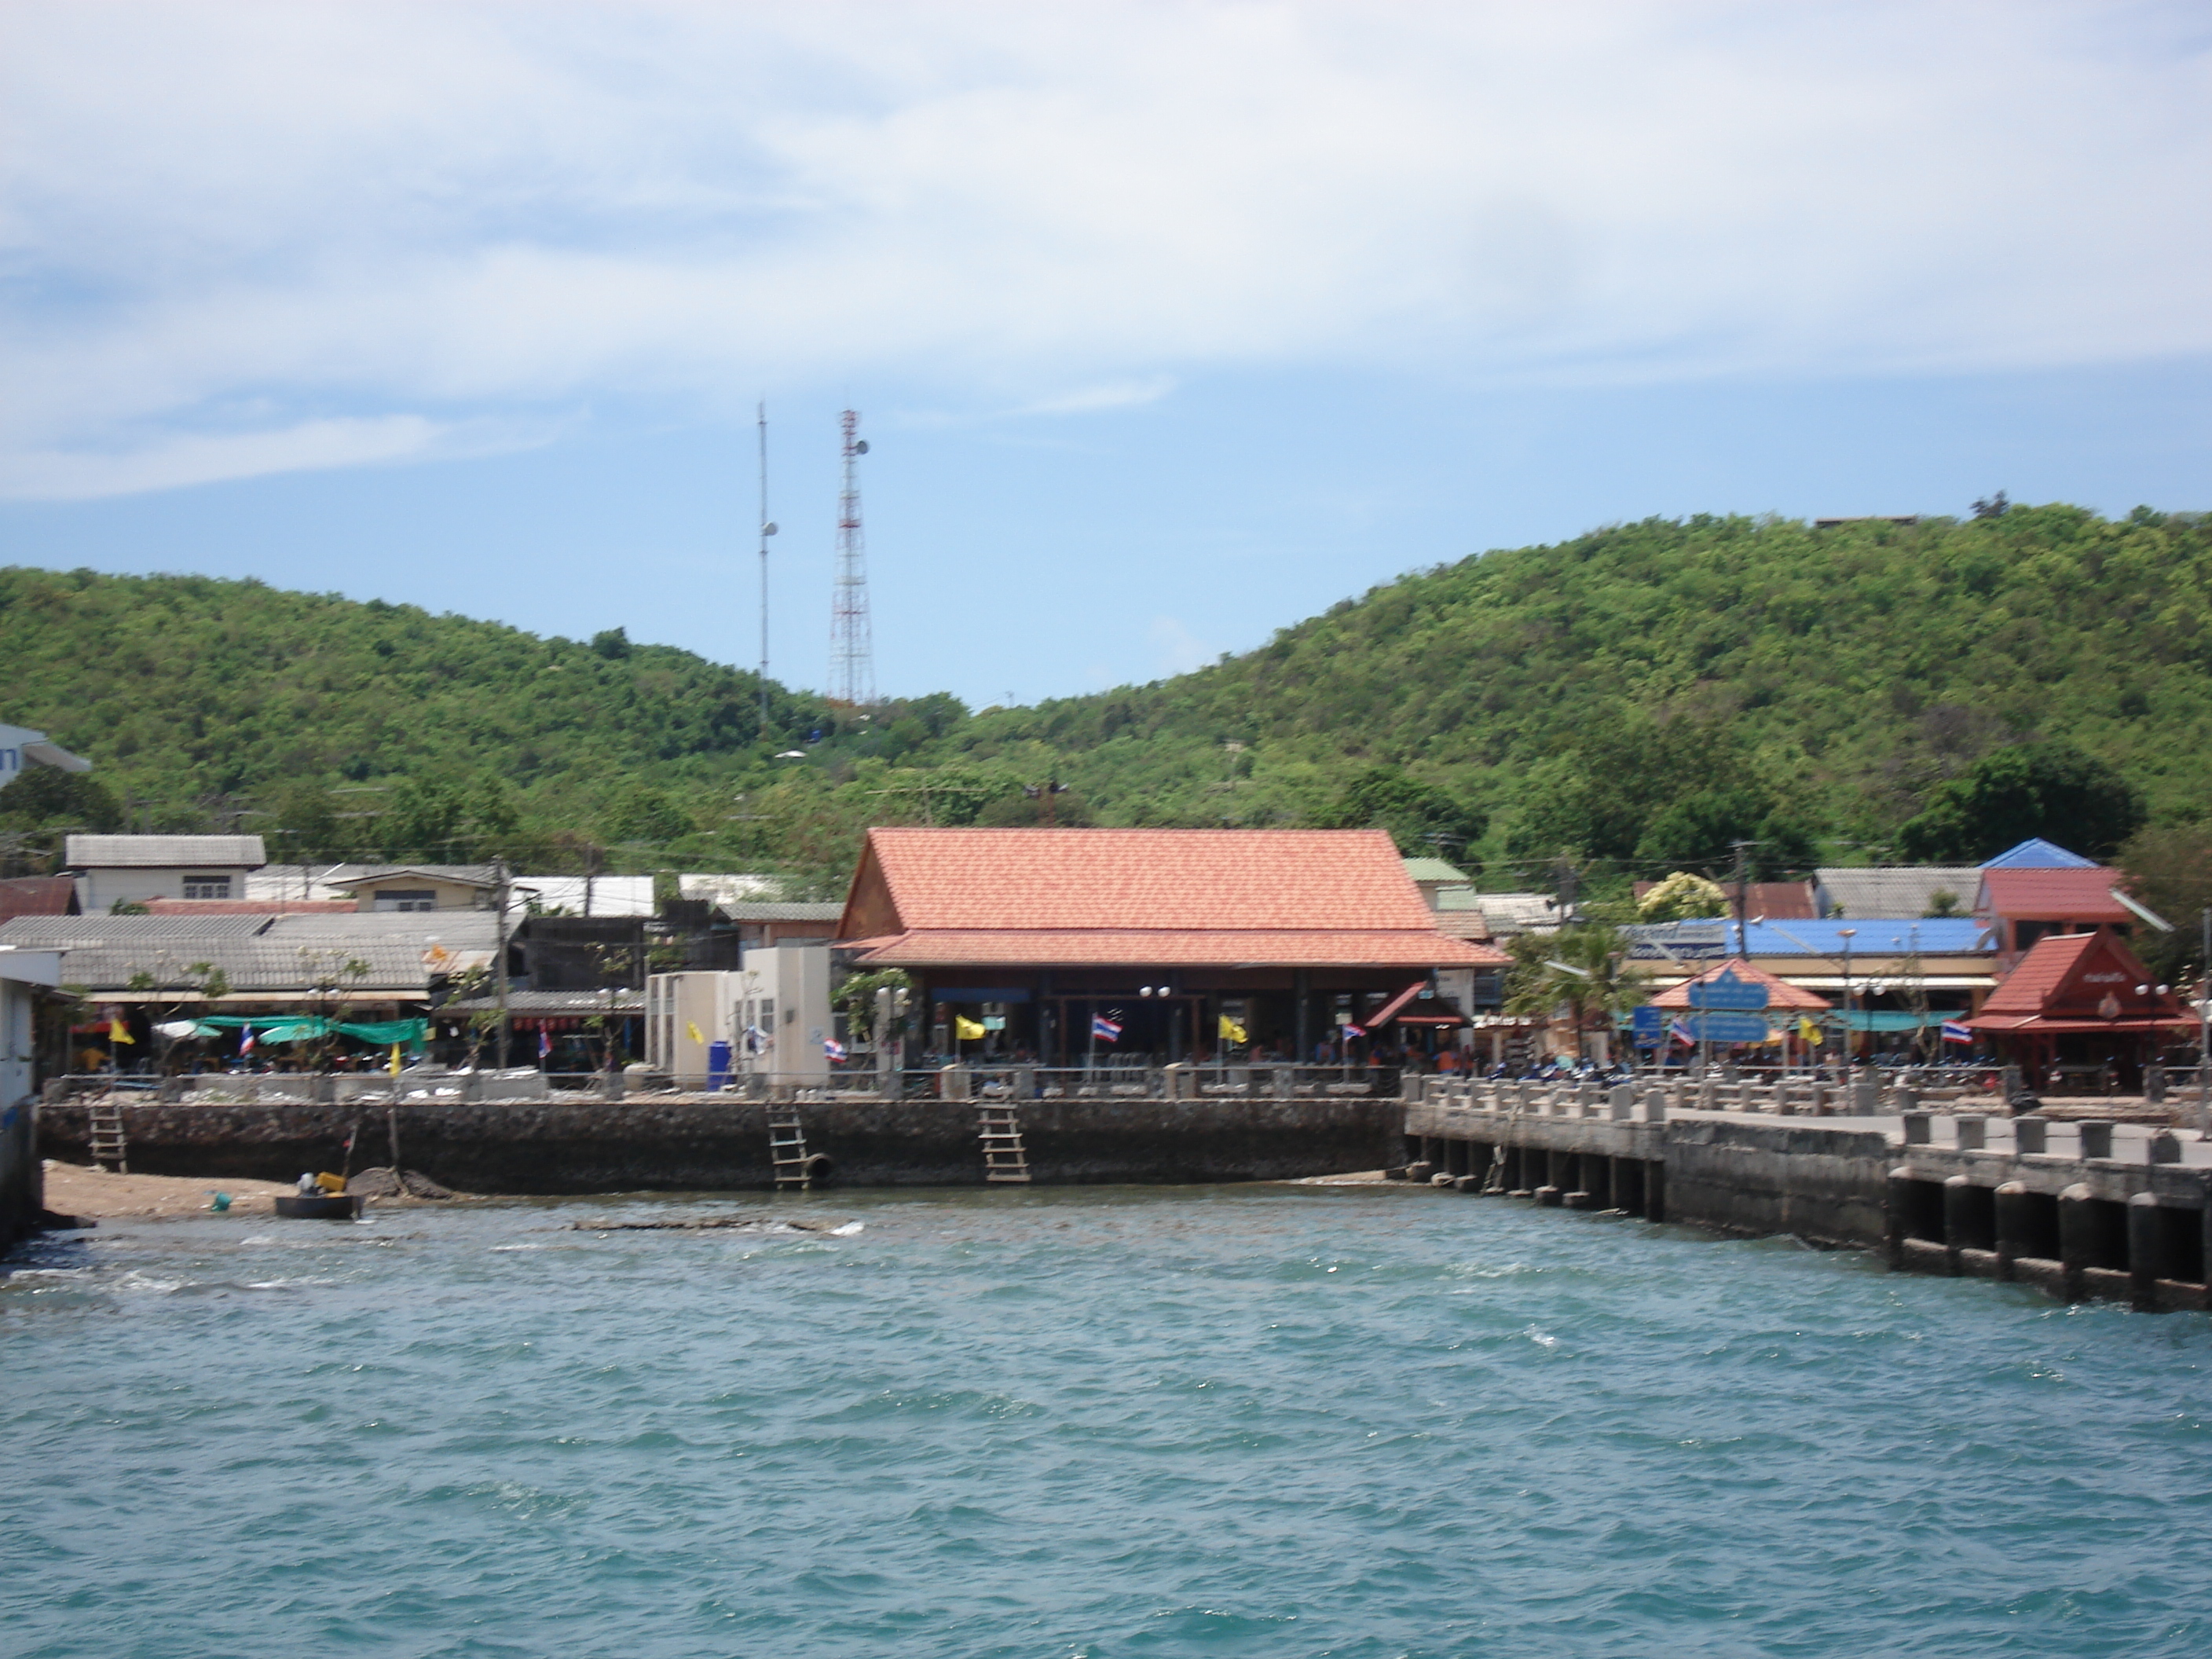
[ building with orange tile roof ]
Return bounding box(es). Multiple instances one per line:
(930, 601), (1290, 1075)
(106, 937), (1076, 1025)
(1966, 931), (2191, 1088)
(837, 827), (1505, 1064)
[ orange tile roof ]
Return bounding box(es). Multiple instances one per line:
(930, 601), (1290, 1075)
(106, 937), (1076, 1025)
(1976, 867), (2128, 922)
(1977, 932), (2099, 1014)
(854, 826), (1441, 932)
(848, 928), (1503, 969)
(1647, 958), (1832, 1012)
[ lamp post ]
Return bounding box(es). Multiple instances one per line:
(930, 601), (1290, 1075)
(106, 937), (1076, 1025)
(1839, 928), (1857, 1071)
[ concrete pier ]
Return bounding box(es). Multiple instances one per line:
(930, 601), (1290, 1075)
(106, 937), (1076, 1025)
(1404, 1078), (2212, 1313)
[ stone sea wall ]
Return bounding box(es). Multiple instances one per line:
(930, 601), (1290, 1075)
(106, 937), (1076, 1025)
(37, 1093), (1401, 1192)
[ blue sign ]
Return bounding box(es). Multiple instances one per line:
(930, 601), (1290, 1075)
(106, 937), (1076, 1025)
(1631, 1005), (1666, 1043)
(1686, 1011), (1771, 1044)
(1686, 967), (1768, 1012)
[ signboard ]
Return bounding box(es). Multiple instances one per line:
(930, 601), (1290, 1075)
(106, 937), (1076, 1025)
(1630, 1005), (1666, 1044)
(1686, 967), (1768, 1012)
(1686, 1011), (1771, 1044)
(1623, 921), (1730, 961)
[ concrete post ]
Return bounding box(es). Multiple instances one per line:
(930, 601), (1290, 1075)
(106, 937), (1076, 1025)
(1013, 1064), (1037, 1101)
(1643, 1086), (1668, 1123)
(2014, 1115), (2049, 1155)
(2148, 1130), (2181, 1165)
(1850, 1077), (1881, 1115)
(2078, 1121), (2115, 1160)
(1888, 1086), (1920, 1114)
(1992, 1181), (2030, 1280)
(2127, 1192), (2165, 1311)
(1884, 1166), (1914, 1269)
(1902, 1112), (1932, 1146)
(1609, 1084), (1635, 1121)
(1404, 1074), (1425, 1105)
(2058, 1183), (2097, 1301)
(939, 1064), (971, 1102)
(1954, 1115), (1986, 1151)
(2144, 1064), (2166, 1104)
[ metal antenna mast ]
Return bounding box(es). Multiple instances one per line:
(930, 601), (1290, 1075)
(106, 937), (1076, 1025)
(828, 408), (873, 705)
(756, 402), (777, 738)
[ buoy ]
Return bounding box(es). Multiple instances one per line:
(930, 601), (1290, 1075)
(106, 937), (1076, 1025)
(209, 1192), (232, 1212)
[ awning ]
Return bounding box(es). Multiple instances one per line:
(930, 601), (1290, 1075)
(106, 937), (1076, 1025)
(1362, 980), (1432, 1028)
(1396, 1012), (1468, 1027)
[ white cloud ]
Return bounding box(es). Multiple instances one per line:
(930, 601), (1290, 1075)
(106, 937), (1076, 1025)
(1148, 614), (1218, 678)
(2, 1), (2209, 497)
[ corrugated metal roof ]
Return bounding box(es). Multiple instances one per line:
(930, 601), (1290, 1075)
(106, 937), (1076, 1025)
(322, 864), (500, 888)
(1735, 918), (1992, 956)
(720, 903), (844, 922)
(0, 914), (273, 945)
(0, 876), (76, 919)
(1980, 838), (2097, 870)
(1401, 857), (1469, 883)
(1813, 866), (1980, 920)
(64, 834), (266, 868)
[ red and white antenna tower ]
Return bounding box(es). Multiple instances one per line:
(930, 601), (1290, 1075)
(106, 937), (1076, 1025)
(828, 408), (874, 705)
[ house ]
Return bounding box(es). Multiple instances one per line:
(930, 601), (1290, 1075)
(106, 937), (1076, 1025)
(1972, 840), (2133, 970)
(324, 865), (502, 912)
(717, 901), (844, 950)
(1967, 930), (2191, 1090)
(835, 826), (1505, 1063)
(64, 834), (266, 912)
(0, 876), (78, 921)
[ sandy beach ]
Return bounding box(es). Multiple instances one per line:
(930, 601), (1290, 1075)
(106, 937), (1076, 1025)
(40, 1161), (303, 1221)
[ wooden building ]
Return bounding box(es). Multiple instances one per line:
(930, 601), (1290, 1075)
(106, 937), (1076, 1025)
(835, 827), (1505, 1064)
(1967, 931), (2192, 1090)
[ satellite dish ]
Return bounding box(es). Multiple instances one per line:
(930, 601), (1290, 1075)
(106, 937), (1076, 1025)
(854, 440), (869, 455)
(762, 522), (778, 536)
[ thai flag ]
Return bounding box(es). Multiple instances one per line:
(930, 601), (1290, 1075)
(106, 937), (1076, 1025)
(1942, 1020), (1974, 1045)
(539, 1027), (552, 1059)
(1092, 1015), (1122, 1042)
(824, 1037), (847, 1061)
(1341, 1023), (1365, 1039)
(239, 1026), (255, 1057)
(1669, 1020), (1695, 1048)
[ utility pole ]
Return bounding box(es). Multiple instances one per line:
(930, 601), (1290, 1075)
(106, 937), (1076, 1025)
(493, 855), (511, 1071)
(1839, 927), (1857, 1071)
(2199, 907), (2210, 1135)
(1729, 839), (1755, 957)
(757, 402), (778, 742)
(828, 409), (874, 706)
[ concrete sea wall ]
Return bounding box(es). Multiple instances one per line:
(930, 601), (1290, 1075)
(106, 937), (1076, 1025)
(37, 1093), (1401, 1193)
(1404, 1083), (2212, 1313)
(2, 1100), (41, 1248)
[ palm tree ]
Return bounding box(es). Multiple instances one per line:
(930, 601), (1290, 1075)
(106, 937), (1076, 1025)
(1504, 923), (1650, 1061)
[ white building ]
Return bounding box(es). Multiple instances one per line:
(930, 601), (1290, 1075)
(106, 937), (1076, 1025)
(65, 834), (268, 913)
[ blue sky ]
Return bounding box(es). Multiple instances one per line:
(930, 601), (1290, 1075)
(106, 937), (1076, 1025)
(3, 2), (2209, 709)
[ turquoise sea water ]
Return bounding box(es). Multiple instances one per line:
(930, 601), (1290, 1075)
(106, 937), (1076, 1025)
(3, 1185), (2209, 1658)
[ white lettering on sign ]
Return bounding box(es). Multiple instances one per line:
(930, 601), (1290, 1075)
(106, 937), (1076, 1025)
(2081, 972), (2127, 984)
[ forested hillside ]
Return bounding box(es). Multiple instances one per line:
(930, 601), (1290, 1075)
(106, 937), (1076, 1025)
(3, 502), (2204, 893)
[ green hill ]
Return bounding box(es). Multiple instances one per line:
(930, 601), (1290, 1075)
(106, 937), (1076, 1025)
(3, 501), (2205, 890)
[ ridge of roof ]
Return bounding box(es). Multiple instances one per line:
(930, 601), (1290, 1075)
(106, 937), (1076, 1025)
(1980, 838), (2097, 870)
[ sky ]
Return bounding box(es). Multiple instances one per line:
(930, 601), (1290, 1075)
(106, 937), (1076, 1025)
(2, 1), (2210, 708)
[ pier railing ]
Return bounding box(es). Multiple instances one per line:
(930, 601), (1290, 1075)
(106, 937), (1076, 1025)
(41, 1060), (1402, 1108)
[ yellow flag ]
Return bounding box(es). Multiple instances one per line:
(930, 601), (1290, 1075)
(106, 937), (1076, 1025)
(686, 1020), (705, 1045)
(955, 1015), (987, 1041)
(1798, 1017), (1822, 1044)
(388, 1042), (403, 1076)
(108, 1017), (135, 1045)
(1218, 1014), (1247, 1045)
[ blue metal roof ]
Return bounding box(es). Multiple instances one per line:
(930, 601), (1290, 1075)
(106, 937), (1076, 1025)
(1732, 918), (1991, 957)
(1980, 837), (2097, 870)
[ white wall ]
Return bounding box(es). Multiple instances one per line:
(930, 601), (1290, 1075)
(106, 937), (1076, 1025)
(733, 946), (832, 1083)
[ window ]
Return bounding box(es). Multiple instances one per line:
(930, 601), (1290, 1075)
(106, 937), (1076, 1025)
(182, 874), (232, 900)
(373, 889), (438, 913)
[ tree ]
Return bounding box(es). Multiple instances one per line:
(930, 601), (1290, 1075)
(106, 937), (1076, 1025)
(1638, 871), (1728, 921)
(1309, 765), (1486, 856)
(1503, 923), (1648, 1060)
(835, 969), (913, 1047)
(602, 788), (694, 848)
(1898, 742), (2146, 862)
(2116, 823), (2212, 984)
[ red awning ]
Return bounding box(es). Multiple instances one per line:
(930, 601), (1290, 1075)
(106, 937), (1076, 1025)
(1395, 1012), (1468, 1027)
(1968, 1015), (2192, 1035)
(1363, 980), (1433, 1028)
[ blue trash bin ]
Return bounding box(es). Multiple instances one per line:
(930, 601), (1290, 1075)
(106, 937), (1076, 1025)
(707, 1038), (732, 1091)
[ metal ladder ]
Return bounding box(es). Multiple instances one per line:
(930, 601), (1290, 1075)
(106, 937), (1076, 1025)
(89, 1101), (129, 1174)
(769, 1107), (812, 1191)
(979, 1106), (1031, 1184)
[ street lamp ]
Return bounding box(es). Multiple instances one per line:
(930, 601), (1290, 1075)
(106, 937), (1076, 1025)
(1839, 928), (1857, 1070)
